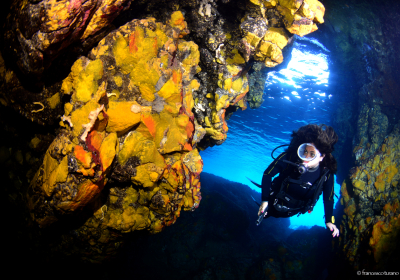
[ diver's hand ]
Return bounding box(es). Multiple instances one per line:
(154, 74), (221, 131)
(258, 201), (268, 217)
(326, 222), (339, 237)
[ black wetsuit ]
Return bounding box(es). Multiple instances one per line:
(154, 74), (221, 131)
(261, 152), (335, 224)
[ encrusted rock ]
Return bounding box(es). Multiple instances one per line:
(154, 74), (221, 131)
(340, 122), (400, 270)
(2, 0), (133, 79)
(353, 103), (389, 163)
(27, 12), (204, 260)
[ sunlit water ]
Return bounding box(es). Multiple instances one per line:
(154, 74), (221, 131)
(200, 36), (340, 229)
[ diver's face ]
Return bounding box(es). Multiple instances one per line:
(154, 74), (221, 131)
(302, 144), (324, 168)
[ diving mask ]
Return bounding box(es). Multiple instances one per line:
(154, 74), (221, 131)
(297, 143), (320, 162)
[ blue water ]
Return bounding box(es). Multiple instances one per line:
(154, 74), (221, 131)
(200, 36), (340, 229)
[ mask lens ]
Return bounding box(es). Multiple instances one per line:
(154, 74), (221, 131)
(297, 143), (319, 161)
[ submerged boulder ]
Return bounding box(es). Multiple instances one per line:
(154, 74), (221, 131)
(27, 12), (205, 261)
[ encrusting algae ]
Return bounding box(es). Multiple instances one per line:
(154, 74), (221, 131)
(340, 120), (400, 270)
(27, 12), (204, 260)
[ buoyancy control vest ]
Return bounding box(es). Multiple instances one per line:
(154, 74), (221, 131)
(268, 164), (330, 217)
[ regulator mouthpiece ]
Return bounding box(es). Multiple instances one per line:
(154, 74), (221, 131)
(297, 164), (309, 174)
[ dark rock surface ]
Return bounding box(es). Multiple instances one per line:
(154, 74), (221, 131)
(2, 0), (132, 80)
(5, 171), (339, 280)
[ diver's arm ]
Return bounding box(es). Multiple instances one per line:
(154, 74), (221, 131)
(323, 202), (334, 223)
(259, 153), (287, 217)
(323, 173), (339, 237)
(260, 173), (272, 216)
(261, 152), (287, 201)
(323, 173), (335, 223)
(261, 175), (272, 202)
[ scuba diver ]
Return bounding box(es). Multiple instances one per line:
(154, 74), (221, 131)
(256, 124), (339, 238)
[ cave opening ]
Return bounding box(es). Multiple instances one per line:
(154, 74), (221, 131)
(200, 34), (341, 229)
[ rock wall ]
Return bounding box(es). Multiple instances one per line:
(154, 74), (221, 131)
(340, 124), (400, 270)
(322, 0), (400, 273)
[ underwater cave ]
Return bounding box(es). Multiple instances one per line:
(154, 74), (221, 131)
(1, 0), (399, 279)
